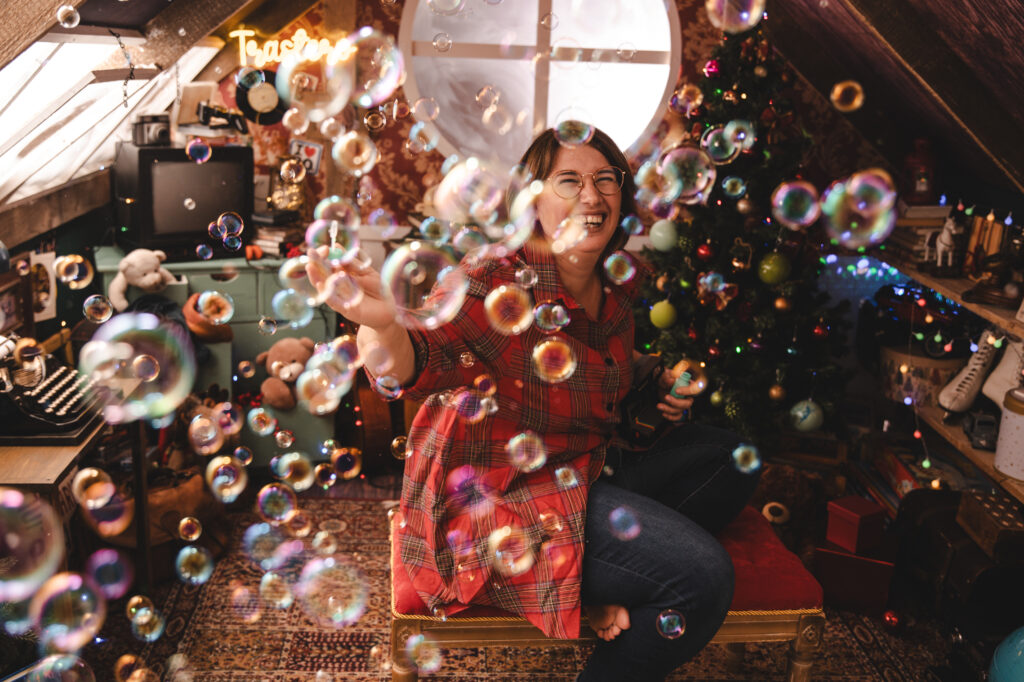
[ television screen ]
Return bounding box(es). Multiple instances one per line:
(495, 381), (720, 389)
(150, 157), (250, 236)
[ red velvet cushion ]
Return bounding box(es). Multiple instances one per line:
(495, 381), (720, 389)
(391, 505), (822, 619)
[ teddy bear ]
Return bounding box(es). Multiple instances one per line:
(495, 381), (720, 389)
(107, 248), (177, 312)
(256, 337), (316, 410)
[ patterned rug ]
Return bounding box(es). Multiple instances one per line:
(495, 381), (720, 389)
(76, 498), (950, 681)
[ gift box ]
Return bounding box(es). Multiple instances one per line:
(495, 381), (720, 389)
(814, 540), (895, 615)
(827, 494), (888, 554)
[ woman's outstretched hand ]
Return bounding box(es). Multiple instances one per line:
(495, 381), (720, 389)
(305, 247), (398, 330)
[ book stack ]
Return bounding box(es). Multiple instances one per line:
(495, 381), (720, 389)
(251, 226), (304, 257)
(887, 204), (950, 266)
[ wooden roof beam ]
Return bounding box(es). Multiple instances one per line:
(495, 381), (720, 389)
(137, 0), (255, 71)
(0, 0), (89, 72)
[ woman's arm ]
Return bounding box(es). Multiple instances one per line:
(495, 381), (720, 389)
(357, 321), (416, 385)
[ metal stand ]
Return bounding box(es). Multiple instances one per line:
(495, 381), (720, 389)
(130, 419), (152, 594)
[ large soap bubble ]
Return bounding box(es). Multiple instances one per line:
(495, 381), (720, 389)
(0, 488), (65, 603)
(820, 177), (897, 249)
(348, 27), (405, 108)
(276, 46), (354, 124)
(78, 313), (195, 424)
(655, 146), (716, 205)
(433, 157), (508, 226)
(705, 0), (766, 33)
(381, 241), (468, 330)
(29, 572), (107, 653)
(295, 556), (369, 628)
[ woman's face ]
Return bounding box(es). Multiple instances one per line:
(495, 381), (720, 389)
(535, 144), (622, 258)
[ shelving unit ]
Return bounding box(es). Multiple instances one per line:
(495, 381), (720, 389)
(882, 255), (1024, 504)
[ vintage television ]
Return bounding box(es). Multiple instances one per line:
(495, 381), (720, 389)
(113, 141), (254, 262)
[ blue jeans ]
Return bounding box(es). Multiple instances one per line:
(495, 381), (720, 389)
(578, 423), (762, 681)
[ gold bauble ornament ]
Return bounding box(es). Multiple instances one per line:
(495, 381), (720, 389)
(769, 384), (786, 401)
(774, 296), (791, 311)
(709, 390), (724, 407)
(736, 198), (753, 214)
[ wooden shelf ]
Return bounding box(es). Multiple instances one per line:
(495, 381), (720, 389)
(882, 258), (1024, 340)
(917, 406), (1024, 505)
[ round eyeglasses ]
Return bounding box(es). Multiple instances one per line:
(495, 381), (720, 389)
(548, 166), (625, 200)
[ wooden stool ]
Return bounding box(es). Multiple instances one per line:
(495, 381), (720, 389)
(390, 505), (825, 681)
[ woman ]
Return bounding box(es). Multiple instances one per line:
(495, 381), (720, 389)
(309, 127), (760, 681)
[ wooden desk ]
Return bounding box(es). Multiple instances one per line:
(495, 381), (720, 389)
(0, 421), (105, 491)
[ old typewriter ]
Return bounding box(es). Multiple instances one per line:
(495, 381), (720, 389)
(0, 333), (104, 444)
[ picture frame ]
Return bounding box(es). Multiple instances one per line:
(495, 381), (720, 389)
(0, 267), (33, 338)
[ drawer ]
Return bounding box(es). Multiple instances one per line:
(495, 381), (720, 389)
(188, 269), (260, 322)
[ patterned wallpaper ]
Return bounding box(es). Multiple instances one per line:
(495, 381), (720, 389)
(217, 0), (892, 229)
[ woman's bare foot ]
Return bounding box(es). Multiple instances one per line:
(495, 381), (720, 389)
(585, 604), (631, 641)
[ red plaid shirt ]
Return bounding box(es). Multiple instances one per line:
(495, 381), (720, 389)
(394, 240), (640, 638)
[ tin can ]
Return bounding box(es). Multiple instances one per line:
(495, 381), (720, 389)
(994, 388), (1024, 480)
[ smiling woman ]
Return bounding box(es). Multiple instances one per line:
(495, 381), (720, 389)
(397, 0), (681, 168)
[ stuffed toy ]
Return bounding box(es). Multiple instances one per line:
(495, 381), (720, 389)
(183, 293), (234, 343)
(256, 336), (316, 410)
(748, 462), (832, 568)
(108, 248), (177, 312)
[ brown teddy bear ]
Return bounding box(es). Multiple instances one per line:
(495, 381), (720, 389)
(108, 248), (177, 312)
(256, 337), (316, 410)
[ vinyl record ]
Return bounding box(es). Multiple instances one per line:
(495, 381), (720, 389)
(236, 69), (287, 125)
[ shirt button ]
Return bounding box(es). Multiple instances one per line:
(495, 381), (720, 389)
(604, 357), (614, 366)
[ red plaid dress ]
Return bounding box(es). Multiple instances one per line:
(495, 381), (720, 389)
(394, 241), (640, 638)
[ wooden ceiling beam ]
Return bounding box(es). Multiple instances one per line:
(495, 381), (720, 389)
(137, 0), (255, 71)
(0, 169), (110, 248)
(0, 0), (89, 72)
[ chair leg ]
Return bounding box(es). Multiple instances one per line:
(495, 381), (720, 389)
(391, 620), (422, 682)
(723, 642), (745, 673)
(786, 613), (826, 682)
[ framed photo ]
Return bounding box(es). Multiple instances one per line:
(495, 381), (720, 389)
(0, 268), (33, 337)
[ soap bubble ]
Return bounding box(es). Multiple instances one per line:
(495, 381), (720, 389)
(79, 312), (195, 423)
(427, 0), (465, 14)
(272, 289), (314, 328)
(82, 294), (113, 323)
(449, 388), (487, 424)
(230, 583), (261, 623)
(412, 97), (440, 122)
(280, 157), (307, 184)
(195, 244), (213, 260)
(80, 491), (130, 539)
(540, 12), (558, 30)
(380, 241), (468, 330)
(196, 290), (234, 325)
(533, 301), (570, 333)
(700, 125), (740, 165)
(258, 316), (278, 335)
(830, 80), (864, 112)
(71, 468), (115, 510)
(28, 654), (95, 681)
(204, 455), (249, 503)
(275, 46), (353, 123)
(555, 465), (579, 489)
(391, 436), (410, 460)
(725, 119), (757, 150)
(553, 118), (594, 148)
(183, 198), (196, 210)
(130, 609), (165, 642)
(484, 284), (532, 335)
(407, 121), (440, 154)
(256, 482), (299, 524)
(315, 463), (338, 489)
(275, 429), (296, 448)
(236, 67), (265, 88)
(348, 27), (405, 108)
(705, 0), (765, 33)
(820, 178), (896, 248)
(84, 549), (132, 600)
(770, 181), (820, 230)
(185, 139), (212, 164)
(604, 251), (636, 284)
(295, 556), (369, 627)
(532, 336), (577, 383)
(363, 109), (386, 131)
(488, 525), (535, 576)
(188, 412), (224, 455)
(306, 216), (360, 267)
(845, 168), (896, 217)
(29, 572), (106, 653)
(551, 215), (587, 254)
(125, 594), (153, 622)
(54, 254), (95, 289)
(282, 107), (310, 135)
(621, 215), (644, 236)
(331, 446), (363, 479)
(278, 255), (319, 305)
(296, 366), (345, 415)
(506, 431), (546, 472)
(247, 407), (277, 436)
(368, 207), (401, 239)
(175, 546), (214, 585)
(669, 83), (704, 116)
(0, 489), (65, 603)
(373, 374), (404, 400)
(234, 445), (254, 466)
(656, 609), (686, 638)
(332, 130), (378, 175)
(178, 516), (202, 541)
(319, 116), (346, 139)
(657, 146), (717, 205)
(222, 234), (242, 252)
(731, 443), (762, 473)
(405, 633), (443, 673)
(432, 32), (452, 52)
(218, 211), (244, 236)
(56, 5), (80, 29)
(214, 401), (242, 434)
(260, 571), (293, 609)
(433, 157), (505, 225)
(609, 506), (642, 540)
(208, 220), (226, 239)
(243, 522), (298, 571)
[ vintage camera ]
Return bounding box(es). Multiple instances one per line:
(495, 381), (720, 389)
(132, 114), (171, 147)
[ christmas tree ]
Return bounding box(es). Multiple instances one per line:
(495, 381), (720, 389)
(633, 25), (851, 442)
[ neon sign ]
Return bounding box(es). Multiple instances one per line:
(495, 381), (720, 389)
(229, 28), (350, 68)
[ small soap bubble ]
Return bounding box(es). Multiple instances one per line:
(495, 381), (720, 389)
(188, 413), (224, 455)
(56, 5), (80, 29)
(275, 429), (295, 448)
(71, 468), (115, 509)
(236, 67), (265, 88)
(484, 284), (533, 335)
(132, 353), (161, 382)
(175, 546), (214, 584)
(294, 556), (369, 628)
(770, 181), (821, 230)
(185, 139), (212, 164)
(405, 633), (443, 673)
(553, 118), (594, 148)
(315, 462), (338, 489)
(256, 482), (299, 525)
(721, 176), (747, 198)
(427, 0), (465, 14)
(830, 80), (865, 112)
(230, 583), (261, 623)
(125, 594), (153, 622)
(532, 336), (577, 383)
(131, 609), (166, 642)
(54, 254), (95, 289)
(705, 0), (766, 33)
(195, 244), (213, 260)
(234, 445), (254, 466)
(196, 290), (234, 325)
(488, 525), (535, 576)
(609, 506), (642, 540)
(272, 289), (314, 328)
(178, 516), (202, 541)
(700, 125), (740, 165)
(412, 97), (440, 121)
(280, 157), (307, 184)
(183, 197), (196, 211)
(247, 408), (277, 436)
(432, 32), (452, 52)
(217, 211), (245, 236)
(208, 220), (226, 239)
(282, 107), (310, 135)
(312, 530), (338, 555)
(260, 571), (293, 609)
(555, 465), (579, 489)
(539, 12), (558, 30)
(319, 116), (346, 139)
(516, 267), (538, 288)
(242, 523), (288, 571)
(85, 548), (132, 600)
(604, 251), (636, 284)
(731, 443), (762, 474)
(237, 360), (255, 378)
(279, 451), (315, 490)
(670, 83), (704, 116)
(391, 435), (410, 460)
(204, 455), (249, 503)
(656, 609), (686, 638)
(506, 431), (546, 472)
(225, 236), (243, 254)
(332, 130), (378, 176)
(258, 316), (278, 335)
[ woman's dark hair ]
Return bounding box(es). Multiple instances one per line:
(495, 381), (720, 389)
(516, 126), (637, 262)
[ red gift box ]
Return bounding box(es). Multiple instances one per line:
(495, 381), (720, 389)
(814, 540), (895, 615)
(827, 494), (887, 554)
